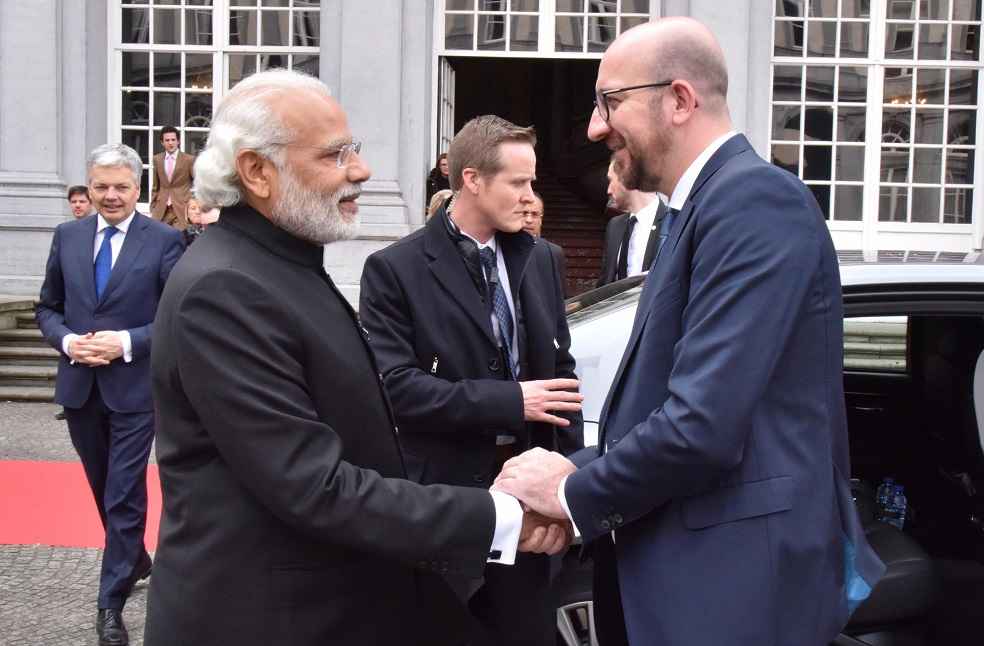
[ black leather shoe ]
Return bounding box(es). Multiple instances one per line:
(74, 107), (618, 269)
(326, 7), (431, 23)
(134, 552), (153, 582)
(96, 609), (129, 646)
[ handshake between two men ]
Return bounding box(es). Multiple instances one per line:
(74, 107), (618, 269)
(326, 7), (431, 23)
(504, 377), (583, 557)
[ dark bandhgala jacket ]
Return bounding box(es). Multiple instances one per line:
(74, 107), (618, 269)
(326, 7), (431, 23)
(145, 204), (496, 646)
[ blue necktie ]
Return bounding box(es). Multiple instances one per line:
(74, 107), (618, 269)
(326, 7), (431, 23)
(94, 226), (118, 300)
(479, 246), (517, 379)
(654, 207), (679, 262)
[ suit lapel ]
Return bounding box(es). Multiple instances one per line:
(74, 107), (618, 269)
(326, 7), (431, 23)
(98, 214), (148, 306)
(78, 216), (99, 301)
(424, 217), (497, 346)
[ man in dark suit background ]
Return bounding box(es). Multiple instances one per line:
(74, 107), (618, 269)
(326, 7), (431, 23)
(360, 115), (582, 645)
(596, 160), (667, 287)
(145, 71), (569, 646)
(522, 191), (568, 297)
(36, 143), (184, 646)
(496, 18), (884, 646)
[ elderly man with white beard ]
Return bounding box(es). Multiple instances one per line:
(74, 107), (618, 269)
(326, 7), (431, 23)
(144, 70), (570, 646)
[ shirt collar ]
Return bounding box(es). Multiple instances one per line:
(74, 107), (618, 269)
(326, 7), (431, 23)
(667, 130), (739, 211)
(449, 212), (497, 252)
(97, 212), (136, 234)
(632, 197), (662, 230)
(166, 151), (178, 159)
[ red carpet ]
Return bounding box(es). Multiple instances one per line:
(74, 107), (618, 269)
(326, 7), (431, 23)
(0, 460), (160, 549)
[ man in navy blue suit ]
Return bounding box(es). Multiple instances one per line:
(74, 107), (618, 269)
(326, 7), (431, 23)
(37, 144), (184, 646)
(496, 18), (885, 646)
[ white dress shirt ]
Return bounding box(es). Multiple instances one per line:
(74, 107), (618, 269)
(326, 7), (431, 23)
(61, 212), (136, 363)
(625, 197), (663, 277)
(557, 131), (742, 537)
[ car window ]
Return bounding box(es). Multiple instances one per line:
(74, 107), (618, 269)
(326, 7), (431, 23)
(566, 275), (646, 324)
(844, 316), (908, 373)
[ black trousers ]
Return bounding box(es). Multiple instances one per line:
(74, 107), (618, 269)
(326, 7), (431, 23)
(64, 382), (154, 610)
(466, 551), (554, 646)
(592, 534), (630, 646)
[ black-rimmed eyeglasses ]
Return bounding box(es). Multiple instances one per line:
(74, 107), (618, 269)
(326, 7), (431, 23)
(593, 81), (673, 122)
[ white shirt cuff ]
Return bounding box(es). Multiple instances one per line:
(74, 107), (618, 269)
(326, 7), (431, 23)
(557, 475), (581, 538)
(62, 333), (78, 358)
(118, 330), (133, 363)
(487, 490), (523, 565)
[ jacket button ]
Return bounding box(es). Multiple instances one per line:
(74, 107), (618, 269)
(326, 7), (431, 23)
(600, 519), (611, 531)
(472, 474), (486, 484)
(488, 357), (500, 372)
(613, 513), (623, 525)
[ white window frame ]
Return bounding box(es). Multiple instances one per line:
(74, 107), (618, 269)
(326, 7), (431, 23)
(108, 0), (320, 212)
(769, 0), (984, 252)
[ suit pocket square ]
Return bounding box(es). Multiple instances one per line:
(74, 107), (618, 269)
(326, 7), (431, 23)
(682, 475), (794, 530)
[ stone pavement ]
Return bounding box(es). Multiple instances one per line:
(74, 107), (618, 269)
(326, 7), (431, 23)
(0, 402), (151, 645)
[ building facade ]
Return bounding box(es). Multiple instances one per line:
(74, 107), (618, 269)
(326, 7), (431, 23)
(1, 0), (981, 300)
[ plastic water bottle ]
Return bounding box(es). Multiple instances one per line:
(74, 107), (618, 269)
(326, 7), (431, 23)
(876, 477), (895, 514)
(881, 484), (907, 530)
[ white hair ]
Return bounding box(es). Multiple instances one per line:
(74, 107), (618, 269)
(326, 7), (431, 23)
(87, 143), (142, 185)
(193, 69), (332, 207)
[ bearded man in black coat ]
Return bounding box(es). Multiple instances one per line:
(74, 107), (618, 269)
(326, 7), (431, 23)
(144, 70), (570, 646)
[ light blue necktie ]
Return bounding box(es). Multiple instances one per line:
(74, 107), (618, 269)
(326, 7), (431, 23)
(94, 226), (118, 299)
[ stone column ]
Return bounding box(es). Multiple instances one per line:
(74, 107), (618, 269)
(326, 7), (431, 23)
(0, 0), (107, 296)
(320, 0), (434, 306)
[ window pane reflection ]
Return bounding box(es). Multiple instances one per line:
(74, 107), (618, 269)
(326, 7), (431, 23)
(807, 20), (837, 56)
(154, 8), (181, 45)
(915, 68), (945, 104)
(556, 16), (584, 52)
(621, 0), (649, 12)
(229, 10), (258, 46)
(946, 148), (974, 183)
(913, 147), (942, 183)
(292, 54), (320, 77)
(185, 9), (213, 45)
(839, 21), (869, 57)
(774, 21), (805, 56)
(806, 65), (835, 101)
(587, 16), (616, 52)
(228, 54), (257, 87)
(879, 185), (908, 221)
(836, 145), (865, 180)
(620, 16), (647, 33)
(772, 143), (800, 175)
(804, 144), (833, 180)
(154, 53), (181, 88)
(838, 66), (868, 102)
(477, 14), (506, 50)
(917, 23), (948, 60)
(445, 13), (474, 49)
(122, 130), (149, 165)
(511, 16), (538, 51)
(185, 54), (213, 90)
(810, 184), (831, 218)
(835, 185), (864, 220)
(154, 93), (181, 127)
(772, 105), (801, 140)
(911, 187), (940, 222)
(948, 110), (976, 145)
(185, 94), (212, 128)
(804, 106), (834, 141)
(881, 145), (910, 181)
(122, 91), (150, 126)
(913, 109), (944, 144)
(950, 24), (980, 60)
(261, 10), (290, 46)
(837, 108), (866, 142)
(885, 22), (915, 58)
(944, 188), (973, 223)
(949, 69), (978, 105)
(122, 8), (150, 44)
(773, 65), (802, 101)
(294, 11), (319, 46)
(123, 52), (150, 87)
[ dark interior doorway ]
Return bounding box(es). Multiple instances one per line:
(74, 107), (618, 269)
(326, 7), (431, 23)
(448, 57), (612, 295)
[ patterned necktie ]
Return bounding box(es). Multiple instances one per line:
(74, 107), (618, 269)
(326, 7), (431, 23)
(94, 226), (118, 299)
(615, 214), (637, 281)
(479, 246), (516, 379)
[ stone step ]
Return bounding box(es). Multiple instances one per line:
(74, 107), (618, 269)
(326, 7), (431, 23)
(0, 345), (59, 365)
(0, 385), (55, 402)
(15, 313), (38, 329)
(0, 364), (57, 379)
(0, 328), (48, 348)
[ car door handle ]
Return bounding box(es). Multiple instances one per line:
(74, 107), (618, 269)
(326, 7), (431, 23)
(852, 406), (884, 413)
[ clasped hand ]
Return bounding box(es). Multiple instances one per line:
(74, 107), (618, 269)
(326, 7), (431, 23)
(496, 447), (578, 555)
(68, 331), (124, 366)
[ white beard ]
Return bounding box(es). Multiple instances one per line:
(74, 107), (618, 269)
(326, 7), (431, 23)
(270, 166), (361, 245)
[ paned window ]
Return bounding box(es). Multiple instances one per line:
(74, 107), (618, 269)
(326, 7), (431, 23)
(770, 0), (981, 233)
(113, 0), (320, 205)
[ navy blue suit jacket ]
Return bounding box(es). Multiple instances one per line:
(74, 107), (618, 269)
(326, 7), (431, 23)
(565, 135), (884, 645)
(37, 212), (184, 412)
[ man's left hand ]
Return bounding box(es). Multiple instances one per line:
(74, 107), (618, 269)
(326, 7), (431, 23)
(493, 447), (576, 519)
